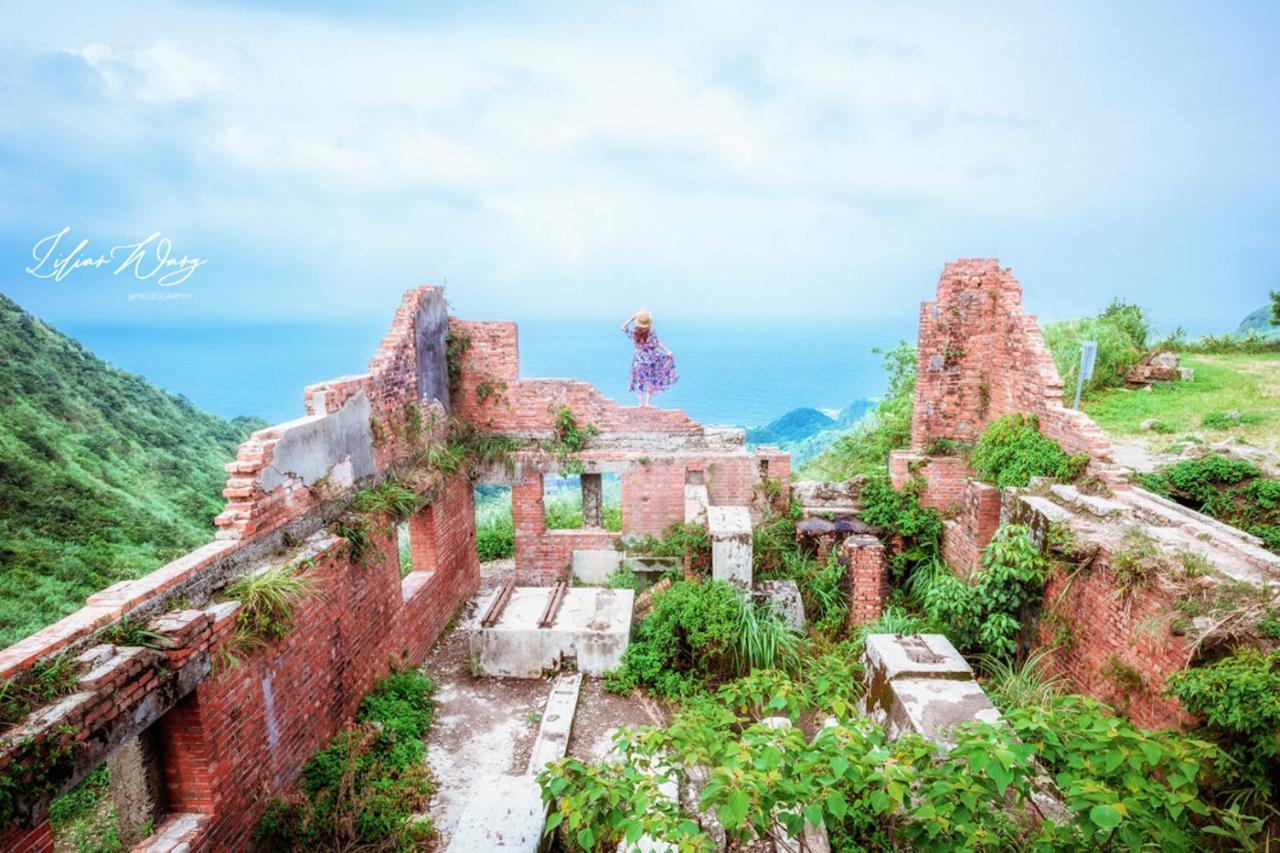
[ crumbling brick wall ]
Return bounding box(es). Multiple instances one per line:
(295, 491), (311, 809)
(1036, 561), (1192, 729)
(891, 260), (1126, 572)
(907, 259), (1118, 469)
(450, 318), (788, 583)
(0, 286), (478, 850)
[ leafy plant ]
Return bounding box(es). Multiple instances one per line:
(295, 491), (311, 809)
(1167, 648), (1280, 794)
(918, 524), (1049, 663)
(604, 580), (777, 697)
(444, 328), (472, 397)
(969, 414), (1087, 488)
(257, 670), (437, 850)
(857, 475), (943, 584)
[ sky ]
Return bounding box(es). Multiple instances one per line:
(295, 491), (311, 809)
(0, 1), (1277, 333)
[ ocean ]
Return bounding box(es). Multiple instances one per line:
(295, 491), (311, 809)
(60, 316), (919, 429)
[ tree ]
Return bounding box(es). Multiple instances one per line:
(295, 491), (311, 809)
(1270, 290), (1280, 326)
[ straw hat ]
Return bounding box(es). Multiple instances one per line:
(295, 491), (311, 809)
(635, 310), (652, 329)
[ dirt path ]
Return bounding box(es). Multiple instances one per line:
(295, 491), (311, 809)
(421, 560), (660, 846)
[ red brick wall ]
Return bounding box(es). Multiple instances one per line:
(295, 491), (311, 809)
(161, 484), (478, 852)
(907, 260), (1124, 487)
(842, 535), (887, 624)
(621, 462), (686, 535)
(1035, 559), (1192, 729)
(448, 318), (699, 435)
(0, 822), (53, 853)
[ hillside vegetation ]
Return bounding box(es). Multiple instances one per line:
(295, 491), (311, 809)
(0, 294), (260, 646)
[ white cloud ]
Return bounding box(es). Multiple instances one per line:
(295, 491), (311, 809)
(67, 42), (220, 104)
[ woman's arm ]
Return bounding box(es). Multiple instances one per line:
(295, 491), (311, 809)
(620, 313), (635, 331)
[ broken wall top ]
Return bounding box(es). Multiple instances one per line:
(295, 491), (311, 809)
(909, 259), (1122, 483)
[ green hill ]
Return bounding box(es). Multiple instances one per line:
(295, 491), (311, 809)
(1236, 304), (1280, 337)
(0, 294), (262, 646)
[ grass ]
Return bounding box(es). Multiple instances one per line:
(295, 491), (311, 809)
(1082, 353), (1280, 453)
(48, 765), (123, 852)
(0, 293), (262, 647)
(225, 565), (314, 652)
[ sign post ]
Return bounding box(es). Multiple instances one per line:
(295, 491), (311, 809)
(1072, 341), (1098, 410)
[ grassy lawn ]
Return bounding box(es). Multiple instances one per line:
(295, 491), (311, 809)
(1082, 353), (1280, 452)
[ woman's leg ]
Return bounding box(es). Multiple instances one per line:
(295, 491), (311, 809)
(636, 392), (644, 406)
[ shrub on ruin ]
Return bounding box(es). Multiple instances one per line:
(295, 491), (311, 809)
(625, 521), (712, 574)
(969, 414), (1087, 488)
(226, 563), (314, 652)
(256, 670), (437, 850)
(918, 524), (1048, 663)
(604, 579), (801, 698)
(857, 476), (943, 584)
(1167, 648), (1280, 795)
(545, 670), (1239, 852)
(1140, 454), (1280, 552)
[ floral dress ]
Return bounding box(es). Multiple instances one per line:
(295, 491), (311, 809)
(625, 328), (678, 393)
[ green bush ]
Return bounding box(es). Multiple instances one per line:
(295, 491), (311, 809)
(1139, 455), (1280, 552)
(542, 676), (1236, 852)
(604, 580), (802, 697)
(919, 524), (1049, 663)
(803, 342), (915, 479)
(256, 670), (437, 850)
(969, 414), (1087, 488)
(1167, 648), (1280, 794)
(1044, 315), (1143, 399)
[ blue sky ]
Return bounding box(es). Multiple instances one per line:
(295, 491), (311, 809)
(0, 1), (1277, 332)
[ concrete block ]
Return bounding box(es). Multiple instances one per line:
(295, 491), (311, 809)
(258, 390), (375, 491)
(754, 580), (805, 630)
(862, 634), (999, 748)
(864, 633), (971, 683)
(622, 554), (680, 583)
(527, 673), (582, 774)
(571, 549), (622, 585)
(708, 505), (752, 588)
(468, 588), (634, 678)
(684, 484), (709, 524)
(445, 774), (546, 852)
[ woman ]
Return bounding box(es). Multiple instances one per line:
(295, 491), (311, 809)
(621, 310), (678, 407)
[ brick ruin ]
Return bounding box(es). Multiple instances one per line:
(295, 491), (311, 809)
(2, 261), (1278, 850)
(882, 259), (1280, 728)
(0, 286), (783, 851)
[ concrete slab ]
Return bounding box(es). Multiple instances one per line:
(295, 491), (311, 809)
(863, 633), (971, 682)
(571, 549), (621, 585)
(444, 773), (546, 853)
(527, 673), (582, 774)
(755, 580), (805, 631)
(862, 634), (999, 748)
(468, 587), (634, 678)
(684, 484), (709, 524)
(708, 505), (753, 587)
